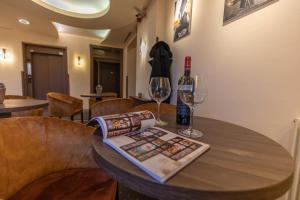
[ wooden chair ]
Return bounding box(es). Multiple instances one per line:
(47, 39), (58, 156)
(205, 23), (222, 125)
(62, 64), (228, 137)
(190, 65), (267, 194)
(0, 117), (116, 200)
(47, 92), (83, 122)
(130, 103), (176, 115)
(90, 98), (134, 118)
(102, 92), (118, 100)
(4, 95), (44, 117)
(89, 92), (118, 108)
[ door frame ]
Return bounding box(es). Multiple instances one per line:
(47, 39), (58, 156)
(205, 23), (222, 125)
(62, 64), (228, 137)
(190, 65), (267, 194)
(22, 42), (69, 97)
(90, 45), (123, 97)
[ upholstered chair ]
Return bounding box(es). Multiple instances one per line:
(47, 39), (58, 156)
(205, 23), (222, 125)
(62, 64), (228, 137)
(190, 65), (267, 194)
(4, 95), (44, 117)
(90, 98), (134, 118)
(47, 92), (83, 122)
(0, 117), (116, 200)
(130, 103), (176, 115)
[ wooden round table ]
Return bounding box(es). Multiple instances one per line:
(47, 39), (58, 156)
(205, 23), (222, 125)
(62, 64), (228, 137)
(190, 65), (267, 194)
(92, 115), (294, 200)
(0, 99), (48, 118)
(80, 93), (102, 98)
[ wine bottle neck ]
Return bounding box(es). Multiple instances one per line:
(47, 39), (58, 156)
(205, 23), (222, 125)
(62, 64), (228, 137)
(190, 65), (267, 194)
(184, 68), (191, 76)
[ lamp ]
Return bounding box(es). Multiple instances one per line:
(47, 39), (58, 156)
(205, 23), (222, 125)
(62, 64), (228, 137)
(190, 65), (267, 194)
(77, 56), (81, 65)
(0, 49), (7, 60)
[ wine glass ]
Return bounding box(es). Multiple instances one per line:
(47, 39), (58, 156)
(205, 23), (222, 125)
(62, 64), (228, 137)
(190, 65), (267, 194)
(148, 77), (171, 126)
(178, 75), (207, 138)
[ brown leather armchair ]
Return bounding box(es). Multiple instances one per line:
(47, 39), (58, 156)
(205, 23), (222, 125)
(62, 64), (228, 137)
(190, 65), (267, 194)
(5, 95), (44, 117)
(90, 98), (134, 118)
(0, 117), (116, 200)
(47, 92), (83, 122)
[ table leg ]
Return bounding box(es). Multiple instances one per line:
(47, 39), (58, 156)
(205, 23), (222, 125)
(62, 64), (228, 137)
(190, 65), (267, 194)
(0, 112), (12, 118)
(115, 183), (119, 200)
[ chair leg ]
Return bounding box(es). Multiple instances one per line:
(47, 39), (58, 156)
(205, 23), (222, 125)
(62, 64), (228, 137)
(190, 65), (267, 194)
(71, 115), (74, 121)
(81, 111), (84, 123)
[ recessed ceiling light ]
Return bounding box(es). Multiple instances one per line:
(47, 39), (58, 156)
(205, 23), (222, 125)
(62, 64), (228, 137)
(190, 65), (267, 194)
(18, 19), (30, 25)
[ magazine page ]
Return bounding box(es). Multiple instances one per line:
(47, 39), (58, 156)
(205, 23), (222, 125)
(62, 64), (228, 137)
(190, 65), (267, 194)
(90, 111), (155, 139)
(104, 127), (210, 183)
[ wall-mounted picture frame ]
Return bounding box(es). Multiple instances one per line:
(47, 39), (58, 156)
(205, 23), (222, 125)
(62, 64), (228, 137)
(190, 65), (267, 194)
(223, 0), (277, 24)
(174, 0), (193, 42)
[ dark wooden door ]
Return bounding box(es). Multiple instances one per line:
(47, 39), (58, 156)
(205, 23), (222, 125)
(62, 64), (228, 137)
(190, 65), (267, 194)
(32, 53), (65, 99)
(99, 62), (120, 96)
(22, 43), (69, 99)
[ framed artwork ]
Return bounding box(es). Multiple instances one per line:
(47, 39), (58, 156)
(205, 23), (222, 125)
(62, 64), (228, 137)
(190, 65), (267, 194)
(223, 0), (277, 24)
(174, 0), (193, 42)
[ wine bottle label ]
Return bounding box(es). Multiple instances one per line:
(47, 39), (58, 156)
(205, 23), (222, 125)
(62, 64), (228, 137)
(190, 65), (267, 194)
(178, 85), (193, 91)
(177, 100), (190, 115)
(176, 89), (190, 125)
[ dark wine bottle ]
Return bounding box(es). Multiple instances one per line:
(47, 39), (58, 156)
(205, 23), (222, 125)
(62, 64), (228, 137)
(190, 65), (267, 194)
(176, 56), (191, 125)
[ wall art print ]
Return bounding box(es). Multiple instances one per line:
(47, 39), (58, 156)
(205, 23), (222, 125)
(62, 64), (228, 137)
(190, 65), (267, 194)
(174, 0), (193, 42)
(223, 0), (277, 23)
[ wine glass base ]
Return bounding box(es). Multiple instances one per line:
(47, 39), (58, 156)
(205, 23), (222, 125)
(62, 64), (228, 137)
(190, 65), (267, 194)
(177, 128), (204, 138)
(155, 119), (168, 126)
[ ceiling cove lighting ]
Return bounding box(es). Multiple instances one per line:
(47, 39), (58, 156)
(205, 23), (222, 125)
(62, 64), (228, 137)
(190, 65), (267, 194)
(31, 0), (110, 18)
(18, 19), (30, 25)
(52, 22), (111, 40)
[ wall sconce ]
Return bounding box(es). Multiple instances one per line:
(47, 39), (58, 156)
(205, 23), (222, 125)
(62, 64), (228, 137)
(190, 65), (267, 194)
(77, 56), (81, 65)
(0, 49), (7, 60)
(74, 55), (85, 69)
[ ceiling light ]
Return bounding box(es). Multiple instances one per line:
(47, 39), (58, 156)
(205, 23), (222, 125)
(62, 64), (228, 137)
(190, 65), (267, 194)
(32, 0), (110, 19)
(18, 19), (30, 25)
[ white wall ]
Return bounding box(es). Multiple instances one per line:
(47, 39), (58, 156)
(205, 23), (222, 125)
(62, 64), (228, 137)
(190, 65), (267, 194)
(136, 0), (166, 98)
(163, 0), (300, 152)
(0, 29), (103, 108)
(136, 0), (300, 155)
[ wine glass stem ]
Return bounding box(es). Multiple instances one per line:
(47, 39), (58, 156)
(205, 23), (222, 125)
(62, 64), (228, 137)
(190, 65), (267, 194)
(189, 106), (194, 134)
(157, 102), (161, 122)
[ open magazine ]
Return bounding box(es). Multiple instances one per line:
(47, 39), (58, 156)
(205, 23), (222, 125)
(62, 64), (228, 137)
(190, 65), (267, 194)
(89, 111), (210, 183)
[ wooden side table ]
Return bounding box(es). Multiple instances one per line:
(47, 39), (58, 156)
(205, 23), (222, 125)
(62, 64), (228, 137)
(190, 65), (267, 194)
(0, 99), (48, 118)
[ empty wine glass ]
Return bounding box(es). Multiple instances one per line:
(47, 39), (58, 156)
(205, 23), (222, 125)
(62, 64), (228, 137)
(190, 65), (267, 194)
(148, 77), (171, 126)
(178, 75), (207, 138)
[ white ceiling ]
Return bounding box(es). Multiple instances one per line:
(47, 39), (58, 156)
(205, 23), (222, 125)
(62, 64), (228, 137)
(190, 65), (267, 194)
(0, 0), (150, 46)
